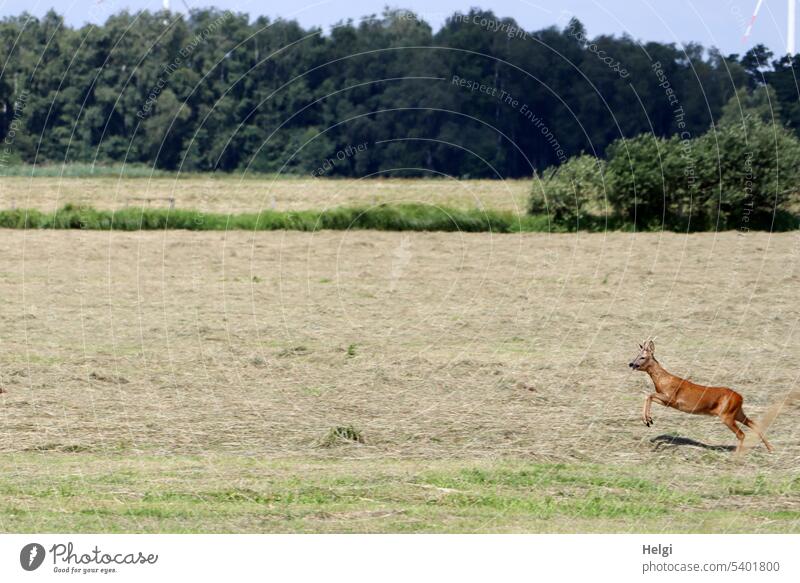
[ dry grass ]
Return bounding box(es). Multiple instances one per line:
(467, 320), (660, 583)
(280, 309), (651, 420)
(0, 228), (798, 532)
(0, 177), (531, 214)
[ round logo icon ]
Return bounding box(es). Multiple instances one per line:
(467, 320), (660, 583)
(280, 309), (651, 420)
(20, 543), (46, 571)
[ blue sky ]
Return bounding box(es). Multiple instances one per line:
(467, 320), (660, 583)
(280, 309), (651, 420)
(0, 0), (795, 59)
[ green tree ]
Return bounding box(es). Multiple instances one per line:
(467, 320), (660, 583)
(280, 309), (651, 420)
(718, 85), (782, 127)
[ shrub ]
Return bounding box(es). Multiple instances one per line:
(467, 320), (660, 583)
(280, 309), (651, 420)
(605, 111), (800, 230)
(694, 116), (800, 229)
(531, 154), (607, 225)
(605, 134), (696, 229)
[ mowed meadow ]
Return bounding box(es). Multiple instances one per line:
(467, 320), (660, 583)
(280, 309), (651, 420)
(0, 176), (532, 214)
(0, 177), (799, 533)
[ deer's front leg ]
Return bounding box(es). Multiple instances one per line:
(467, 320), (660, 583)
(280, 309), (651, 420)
(642, 393), (668, 427)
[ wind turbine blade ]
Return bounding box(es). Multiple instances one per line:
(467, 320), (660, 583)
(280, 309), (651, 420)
(743, 0), (766, 42)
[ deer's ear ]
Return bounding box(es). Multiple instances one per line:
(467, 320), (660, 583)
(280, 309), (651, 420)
(639, 343), (643, 349)
(647, 340), (655, 352)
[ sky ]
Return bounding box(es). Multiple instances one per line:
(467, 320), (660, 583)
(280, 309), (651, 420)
(0, 0), (796, 60)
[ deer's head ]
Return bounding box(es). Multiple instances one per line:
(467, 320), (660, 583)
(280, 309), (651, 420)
(629, 340), (655, 371)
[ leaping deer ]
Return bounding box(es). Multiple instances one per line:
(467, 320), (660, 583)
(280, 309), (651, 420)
(629, 340), (773, 453)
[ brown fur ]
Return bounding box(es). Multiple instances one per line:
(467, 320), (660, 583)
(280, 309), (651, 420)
(629, 340), (773, 453)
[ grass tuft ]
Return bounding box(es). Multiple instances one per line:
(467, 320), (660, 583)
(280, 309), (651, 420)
(320, 425), (365, 447)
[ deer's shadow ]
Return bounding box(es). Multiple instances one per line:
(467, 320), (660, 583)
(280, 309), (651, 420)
(650, 434), (736, 452)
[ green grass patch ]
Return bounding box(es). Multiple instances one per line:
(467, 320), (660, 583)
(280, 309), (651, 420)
(1, 203), (795, 232)
(422, 464), (700, 519)
(0, 455), (797, 533)
(2, 203), (535, 232)
(0, 203), (621, 233)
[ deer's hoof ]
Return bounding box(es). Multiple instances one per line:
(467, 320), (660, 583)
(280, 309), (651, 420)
(642, 416), (653, 427)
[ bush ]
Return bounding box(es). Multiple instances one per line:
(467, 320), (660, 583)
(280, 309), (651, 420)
(606, 134), (698, 229)
(531, 154), (607, 225)
(604, 111), (800, 230)
(695, 116), (800, 229)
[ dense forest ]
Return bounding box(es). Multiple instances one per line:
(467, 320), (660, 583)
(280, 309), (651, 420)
(0, 7), (798, 178)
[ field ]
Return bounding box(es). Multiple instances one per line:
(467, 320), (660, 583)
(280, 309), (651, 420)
(0, 178), (799, 533)
(0, 176), (531, 214)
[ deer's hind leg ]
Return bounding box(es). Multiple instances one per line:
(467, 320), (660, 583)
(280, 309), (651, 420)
(721, 413), (745, 453)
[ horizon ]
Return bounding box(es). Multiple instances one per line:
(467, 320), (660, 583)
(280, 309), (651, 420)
(0, 0), (797, 61)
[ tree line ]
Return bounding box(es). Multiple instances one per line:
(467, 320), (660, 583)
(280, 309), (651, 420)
(0, 7), (798, 179)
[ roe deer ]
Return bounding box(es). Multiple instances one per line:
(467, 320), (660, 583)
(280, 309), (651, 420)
(629, 340), (773, 453)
